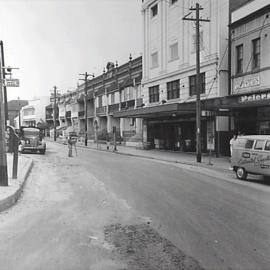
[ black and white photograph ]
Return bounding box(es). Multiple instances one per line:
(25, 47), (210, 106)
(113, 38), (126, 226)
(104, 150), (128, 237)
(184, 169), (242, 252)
(0, 0), (270, 269)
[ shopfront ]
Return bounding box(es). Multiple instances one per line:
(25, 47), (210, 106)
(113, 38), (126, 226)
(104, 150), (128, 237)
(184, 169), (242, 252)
(146, 118), (209, 152)
(114, 101), (217, 153)
(230, 91), (270, 135)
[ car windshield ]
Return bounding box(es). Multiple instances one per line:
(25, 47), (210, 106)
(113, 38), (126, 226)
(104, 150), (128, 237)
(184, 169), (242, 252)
(23, 128), (40, 137)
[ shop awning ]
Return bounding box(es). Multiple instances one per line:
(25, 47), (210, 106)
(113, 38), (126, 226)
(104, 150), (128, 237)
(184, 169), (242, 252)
(113, 102), (195, 118)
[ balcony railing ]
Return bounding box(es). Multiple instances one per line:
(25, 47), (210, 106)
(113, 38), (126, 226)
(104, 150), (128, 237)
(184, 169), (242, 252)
(108, 103), (119, 114)
(96, 106), (106, 115)
(127, 99), (135, 108)
(120, 99), (135, 110)
(78, 111), (85, 118)
(120, 101), (127, 110)
(65, 111), (71, 118)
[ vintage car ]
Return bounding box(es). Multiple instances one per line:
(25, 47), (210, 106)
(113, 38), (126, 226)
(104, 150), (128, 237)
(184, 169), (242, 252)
(18, 127), (46, 154)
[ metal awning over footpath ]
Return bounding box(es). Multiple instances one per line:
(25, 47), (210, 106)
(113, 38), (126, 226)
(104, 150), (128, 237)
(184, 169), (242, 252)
(113, 93), (270, 119)
(113, 102), (196, 118)
(113, 97), (227, 119)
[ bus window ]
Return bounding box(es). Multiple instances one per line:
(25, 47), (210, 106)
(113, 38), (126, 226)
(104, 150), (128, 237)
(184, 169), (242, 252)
(245, 140), (254, 149)
(254, 140), (265, 150)
(265, 141), (270, 151)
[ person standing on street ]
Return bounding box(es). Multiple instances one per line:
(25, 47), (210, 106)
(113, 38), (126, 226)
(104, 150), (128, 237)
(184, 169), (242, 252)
(230, 134), (237, 157)
(67, 136), (73, 157)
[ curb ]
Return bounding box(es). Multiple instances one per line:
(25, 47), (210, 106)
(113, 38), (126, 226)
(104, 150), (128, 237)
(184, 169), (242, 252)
(0, 158), (33, 213)
(46, 139), (230, 173)
(69, 141), (230, 173)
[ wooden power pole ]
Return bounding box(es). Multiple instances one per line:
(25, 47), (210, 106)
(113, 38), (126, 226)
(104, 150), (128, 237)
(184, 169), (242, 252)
(79, 72), (94, 146)
(183, 3), (210, 163)
(0, 53), (8, 186)
(53, 86), (57, 142)
(0, 41), (8, 127)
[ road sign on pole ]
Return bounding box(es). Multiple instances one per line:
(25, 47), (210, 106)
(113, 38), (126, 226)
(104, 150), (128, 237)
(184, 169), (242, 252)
(4, 78), (20, 87)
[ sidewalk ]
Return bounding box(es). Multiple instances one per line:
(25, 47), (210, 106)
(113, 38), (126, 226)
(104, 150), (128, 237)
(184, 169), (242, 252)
(0, 153), (33, 213)
(47, 137), (230, 172)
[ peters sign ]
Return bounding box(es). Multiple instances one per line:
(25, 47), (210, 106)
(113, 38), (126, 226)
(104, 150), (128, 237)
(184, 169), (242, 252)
(239, 92), (270, 103)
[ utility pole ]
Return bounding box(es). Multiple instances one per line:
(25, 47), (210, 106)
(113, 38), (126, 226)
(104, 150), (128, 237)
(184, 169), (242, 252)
(0, 41), (8, 127)
(183, 3), (210, 163)
(0, 51), (8, 186)
(79, 72), (94, 146)
(53, 86), (57, 141)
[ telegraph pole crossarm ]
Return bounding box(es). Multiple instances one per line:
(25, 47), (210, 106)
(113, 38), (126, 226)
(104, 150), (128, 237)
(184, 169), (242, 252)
(183, 3), (210, 163)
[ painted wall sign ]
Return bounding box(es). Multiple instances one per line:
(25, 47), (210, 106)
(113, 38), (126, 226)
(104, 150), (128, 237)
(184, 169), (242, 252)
(239, 92), (270, 103)
(234, 76), (260, 91)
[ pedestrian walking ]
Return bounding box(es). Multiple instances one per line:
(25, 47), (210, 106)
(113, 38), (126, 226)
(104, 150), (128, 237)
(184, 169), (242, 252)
(72, 136), (77, 156)
(106, 132), (110, 150)
(67, 136), (73, 157)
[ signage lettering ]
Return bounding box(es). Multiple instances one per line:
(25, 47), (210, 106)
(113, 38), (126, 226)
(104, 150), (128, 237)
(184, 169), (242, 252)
(234, 76), (260, 91)
(4, 78), (20, 87)
(239, 92), (270, 103)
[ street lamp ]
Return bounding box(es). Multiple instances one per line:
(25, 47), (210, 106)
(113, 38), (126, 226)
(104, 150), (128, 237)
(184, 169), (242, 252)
(79, 72), (95, 146)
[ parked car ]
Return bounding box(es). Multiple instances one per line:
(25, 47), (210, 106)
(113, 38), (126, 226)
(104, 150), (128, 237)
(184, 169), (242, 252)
(231, 135), (270, 180)
(18, 126), (46, 154)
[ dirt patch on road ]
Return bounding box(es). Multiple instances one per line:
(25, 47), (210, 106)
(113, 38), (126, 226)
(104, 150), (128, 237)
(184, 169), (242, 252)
(104, 223), (204, 270)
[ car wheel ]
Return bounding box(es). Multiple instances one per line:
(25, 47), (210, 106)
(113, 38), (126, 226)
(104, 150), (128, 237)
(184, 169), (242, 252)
(236, 167), (247, 180)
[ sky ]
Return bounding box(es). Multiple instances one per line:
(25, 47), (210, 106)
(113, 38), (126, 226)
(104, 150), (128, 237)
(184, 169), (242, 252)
(0, 0), (143, 101)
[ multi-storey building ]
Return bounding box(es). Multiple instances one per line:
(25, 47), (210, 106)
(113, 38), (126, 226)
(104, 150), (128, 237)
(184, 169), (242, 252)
(7, 99), (28, 127)
(19, 96), (50, 128)
(116, 0), (230, 154)
(227, 0), (270, 135)
(56, 56), (143, 145)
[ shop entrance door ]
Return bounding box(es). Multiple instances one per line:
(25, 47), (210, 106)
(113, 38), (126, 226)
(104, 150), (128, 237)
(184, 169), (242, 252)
(235, 108), (257, 135)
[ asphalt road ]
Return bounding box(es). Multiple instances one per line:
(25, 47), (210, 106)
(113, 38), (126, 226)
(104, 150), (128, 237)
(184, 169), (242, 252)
(0, 141), (270, 270)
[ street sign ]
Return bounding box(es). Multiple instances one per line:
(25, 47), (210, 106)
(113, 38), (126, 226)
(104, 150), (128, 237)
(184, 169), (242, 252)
(4, 78), (20, 87)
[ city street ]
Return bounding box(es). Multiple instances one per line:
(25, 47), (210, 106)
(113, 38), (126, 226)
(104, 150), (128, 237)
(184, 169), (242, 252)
(0, 142), (270, 270)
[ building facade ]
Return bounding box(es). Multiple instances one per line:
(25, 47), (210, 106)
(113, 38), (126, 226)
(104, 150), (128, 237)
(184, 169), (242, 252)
(53, 56), (143, 146)
(116, 0), (230, 154)
(19, 96), (50, 128)
(7, 99), (28, 127)
(229, 0), (270, 135)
